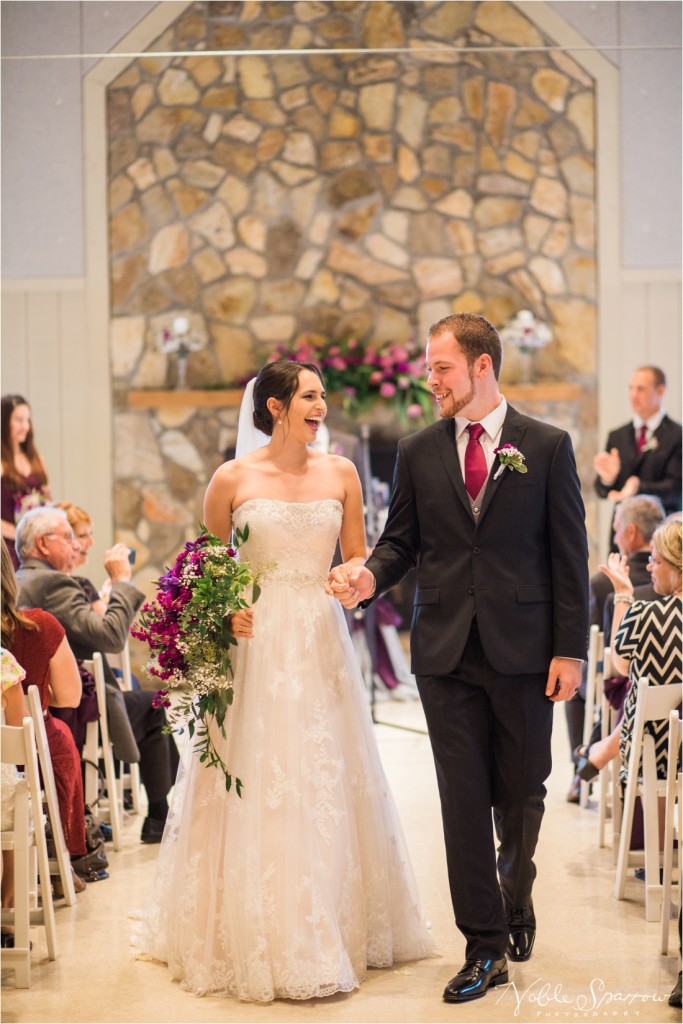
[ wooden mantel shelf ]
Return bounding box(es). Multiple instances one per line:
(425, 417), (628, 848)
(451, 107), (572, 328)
(126, 381), (582, 410)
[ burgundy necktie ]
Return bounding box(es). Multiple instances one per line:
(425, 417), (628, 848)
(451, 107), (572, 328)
(465, 423), (488, 499)
(636, 424), (648, 452)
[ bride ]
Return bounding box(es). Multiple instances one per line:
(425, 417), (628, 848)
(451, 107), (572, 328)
(132, 359), (435, 1001)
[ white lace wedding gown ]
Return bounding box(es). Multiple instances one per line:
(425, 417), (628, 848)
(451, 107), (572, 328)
(132, 499), (434, 1001)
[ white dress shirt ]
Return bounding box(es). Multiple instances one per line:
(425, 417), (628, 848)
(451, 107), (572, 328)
(454, 397), (508, 479)
(633, 408), (665, 446)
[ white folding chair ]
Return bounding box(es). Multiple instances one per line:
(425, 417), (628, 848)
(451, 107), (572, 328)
(82, 653), (123, 851)
(25, 685), (76, 906)
(597, 646), (622, 855)
(107, 641), (142, 815)
(615, 679), (682, 921)
(1, 717), (58, 986)
(580, 624), (603, 808)
(660, 710), (681, 954)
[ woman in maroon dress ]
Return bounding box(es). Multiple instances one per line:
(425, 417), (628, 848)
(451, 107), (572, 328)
(1, 540), (88, 886)
(1, 395), (51, 570)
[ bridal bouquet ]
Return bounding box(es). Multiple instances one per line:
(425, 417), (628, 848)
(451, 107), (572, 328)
(131, 526), (259, 795)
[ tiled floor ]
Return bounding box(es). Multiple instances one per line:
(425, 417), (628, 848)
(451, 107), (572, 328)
(2, 698), (679, 1024)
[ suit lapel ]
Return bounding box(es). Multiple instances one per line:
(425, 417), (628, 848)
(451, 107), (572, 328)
(434, 418), (472, 517)
(477, 406), (528, 524)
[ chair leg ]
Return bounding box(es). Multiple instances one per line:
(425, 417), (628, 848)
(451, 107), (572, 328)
(641, 737), (662, 922)
(102, 739), (122, 852)
(12, 792), (31, 988)
(615, 751), (640, 900)
(34, 807), (58, 960)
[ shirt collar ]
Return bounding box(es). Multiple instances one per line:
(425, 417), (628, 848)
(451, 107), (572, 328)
(455, 396), (508, 441)
(633, 409), (665, 432)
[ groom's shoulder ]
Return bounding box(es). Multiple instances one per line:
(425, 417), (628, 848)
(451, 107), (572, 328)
(400, 419), (447, 449)
(506, 404), (568, 443)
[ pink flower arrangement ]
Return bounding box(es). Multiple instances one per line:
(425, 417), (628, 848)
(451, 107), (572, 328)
(268, 333), (434, 425)
(131, 526), (259, 795)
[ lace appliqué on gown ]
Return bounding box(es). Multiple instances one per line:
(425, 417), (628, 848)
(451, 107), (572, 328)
(131, 500), (434, 1001)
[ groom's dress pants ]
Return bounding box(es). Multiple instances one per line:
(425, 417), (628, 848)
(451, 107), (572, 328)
(416, 618), (553, 961)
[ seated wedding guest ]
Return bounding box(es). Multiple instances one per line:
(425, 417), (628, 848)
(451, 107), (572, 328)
(56, 502), (111, 614)
(14, 507), (179, 844)
(1, 395), (51, 571)
(1, 647), (30, 947)
(574, 518), (682, 783)
(565, 495), (664, 801)
(1, 540), (91, 891)
(593, 367), (682, 551)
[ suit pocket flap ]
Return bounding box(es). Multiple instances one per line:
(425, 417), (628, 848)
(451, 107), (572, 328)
(415, 587), (440, 606)
(515, 585), (552, 604)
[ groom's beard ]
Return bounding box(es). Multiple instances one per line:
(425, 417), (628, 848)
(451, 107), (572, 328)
(438, 369), (476, 419)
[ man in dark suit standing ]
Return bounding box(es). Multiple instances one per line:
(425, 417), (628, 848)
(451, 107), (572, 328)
(329, 313), (589, 1003)
(594, 367), (682, 550)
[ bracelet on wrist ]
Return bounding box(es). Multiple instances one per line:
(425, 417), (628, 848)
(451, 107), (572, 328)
(613, 594), (634, 604)
(368, 575), (377, 599)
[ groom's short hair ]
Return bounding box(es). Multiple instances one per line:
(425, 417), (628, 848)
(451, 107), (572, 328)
(428, 313), (502, 379)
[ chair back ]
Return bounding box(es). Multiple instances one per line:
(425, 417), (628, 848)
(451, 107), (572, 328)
(25, 685), (77, 905)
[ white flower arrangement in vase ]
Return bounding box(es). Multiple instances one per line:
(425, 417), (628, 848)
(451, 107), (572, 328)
(159, 316), (205, 389)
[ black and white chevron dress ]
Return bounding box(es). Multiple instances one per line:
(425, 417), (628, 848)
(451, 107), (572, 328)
(614, 593), (682, 784)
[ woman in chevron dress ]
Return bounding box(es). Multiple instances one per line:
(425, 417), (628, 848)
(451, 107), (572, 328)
(575, 517), (681, 783)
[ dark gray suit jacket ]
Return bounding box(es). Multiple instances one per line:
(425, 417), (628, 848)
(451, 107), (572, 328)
(366, 404), (590, 677)
(16, 558), (145, 762)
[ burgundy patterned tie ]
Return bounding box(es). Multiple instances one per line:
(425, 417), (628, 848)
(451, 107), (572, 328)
(465, 423), (488, 499)
(636, 424), (648, 452)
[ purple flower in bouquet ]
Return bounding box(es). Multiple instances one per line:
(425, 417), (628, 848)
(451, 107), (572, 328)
(132, 523), (260, 795)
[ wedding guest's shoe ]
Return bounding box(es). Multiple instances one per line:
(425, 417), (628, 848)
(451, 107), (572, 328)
(566, 773), (581, 803)
(506, 904), (536, 962)
(141, 816), (166, 844)
(443, 957), (508, 1002)
(669, 971), (682, 1008)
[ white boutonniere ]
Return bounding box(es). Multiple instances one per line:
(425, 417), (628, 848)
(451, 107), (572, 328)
(493, 444), (528, 480)
(641, 436), (659, 454)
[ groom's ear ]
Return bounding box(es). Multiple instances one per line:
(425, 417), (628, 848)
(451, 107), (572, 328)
(476, 353), (493, 377)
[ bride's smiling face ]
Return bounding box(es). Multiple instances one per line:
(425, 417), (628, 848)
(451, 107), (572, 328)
(285, 368), (327, 442)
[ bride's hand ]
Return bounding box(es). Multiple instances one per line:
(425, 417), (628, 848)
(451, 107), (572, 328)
(229, 609), (254, 639)
(325, 564), (361, 608)
(597, 552), (634, 596)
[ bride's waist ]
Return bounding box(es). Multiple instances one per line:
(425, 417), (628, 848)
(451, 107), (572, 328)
(256, 566), (327, 589)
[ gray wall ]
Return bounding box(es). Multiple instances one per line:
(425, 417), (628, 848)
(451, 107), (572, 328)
(2, 0), (681, 277)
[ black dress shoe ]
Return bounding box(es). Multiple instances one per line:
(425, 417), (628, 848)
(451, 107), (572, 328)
(507, 904), (536, 962)
(141, 816), (166, 844)
(443, 957), (508, 1003)
(669, 971), (681, 1008)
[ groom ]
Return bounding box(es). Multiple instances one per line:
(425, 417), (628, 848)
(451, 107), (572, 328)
(331, 313), (589, 1003)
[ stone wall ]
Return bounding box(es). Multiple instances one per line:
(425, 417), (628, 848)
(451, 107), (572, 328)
(108, 0), (597, 598)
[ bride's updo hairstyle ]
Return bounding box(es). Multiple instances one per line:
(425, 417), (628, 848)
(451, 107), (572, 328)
(252, 359), (324, 436)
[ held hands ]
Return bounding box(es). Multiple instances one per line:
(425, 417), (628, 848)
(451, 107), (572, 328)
(229, 609), (254, 639)
(594, 447), (621, 486)
(597, 552), (634, 596)
(545, 657), (583, 703)
(325, 564), (376, 609)
(104, 544), (133, 583)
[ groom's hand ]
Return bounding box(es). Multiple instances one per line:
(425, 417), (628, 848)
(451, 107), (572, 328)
(325, 565), (376, 608)
(545, 656), (582, 702)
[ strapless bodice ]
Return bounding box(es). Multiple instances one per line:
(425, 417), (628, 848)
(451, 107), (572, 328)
(232, 498), (343, 588)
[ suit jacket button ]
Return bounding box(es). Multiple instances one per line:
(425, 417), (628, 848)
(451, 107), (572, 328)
(473, 546), (481, 555)
(468, 586), (475, 595)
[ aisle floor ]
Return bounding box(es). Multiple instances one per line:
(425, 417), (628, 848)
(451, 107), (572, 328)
(2, 698), (679, 1024)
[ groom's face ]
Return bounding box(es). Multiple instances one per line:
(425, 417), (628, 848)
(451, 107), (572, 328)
(425, 332), (476, 420)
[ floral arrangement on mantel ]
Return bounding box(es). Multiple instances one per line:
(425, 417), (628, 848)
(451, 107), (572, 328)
(498, 309), (552, 354)
(266, 333), (435, 425)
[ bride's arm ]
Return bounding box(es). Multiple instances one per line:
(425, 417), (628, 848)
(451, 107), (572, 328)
(203, 462), (238, 543)
(338, 460), (367, 568)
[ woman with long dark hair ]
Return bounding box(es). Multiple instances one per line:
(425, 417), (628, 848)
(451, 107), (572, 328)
(1, 395), (51, 569)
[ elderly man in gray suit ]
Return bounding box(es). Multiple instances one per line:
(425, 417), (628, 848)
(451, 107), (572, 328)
(15, 506), (178, 844)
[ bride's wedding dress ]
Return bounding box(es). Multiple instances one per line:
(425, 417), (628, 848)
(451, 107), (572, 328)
(131, 499), (434, 1001)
